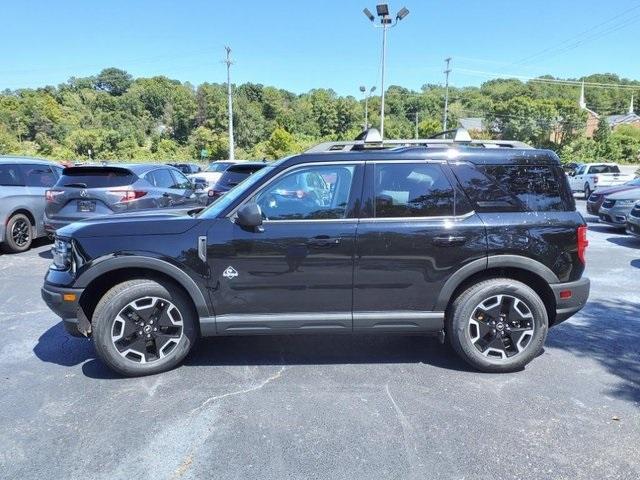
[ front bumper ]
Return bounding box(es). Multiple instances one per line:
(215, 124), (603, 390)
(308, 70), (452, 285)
(550, 277), (590, 325)
(41, 284), (88, 337)
(626, 214), (640, 237)
(599, 207), (631, 227)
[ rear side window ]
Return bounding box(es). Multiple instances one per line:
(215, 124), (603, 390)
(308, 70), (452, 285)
(22, 165), (57, 187)
(56, 167), (136, 188)
(0, 164), (25, 186)
(147, 169), (176, 189)
(373, 163), (455, 218)
(452, 163), (571, 212)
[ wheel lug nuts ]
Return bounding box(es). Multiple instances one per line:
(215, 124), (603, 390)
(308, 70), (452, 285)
(138, 331), (143, 335)
(153, 328), (157, 331)
(149, 320), (153, 325)
(147, 334), (151, 338)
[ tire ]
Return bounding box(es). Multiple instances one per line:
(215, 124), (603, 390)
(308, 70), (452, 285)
(2, 213), (33, 253)
(92, 279), (198, 377)
(447, 278), (548, 373)
(584, 184), (592, 199)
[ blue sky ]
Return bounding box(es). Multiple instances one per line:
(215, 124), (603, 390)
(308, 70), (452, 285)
(2, 0), (640, 95)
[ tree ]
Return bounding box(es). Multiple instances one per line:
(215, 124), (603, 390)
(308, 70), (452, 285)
(593, 117), (611, 144)
(94, 68), (133, 96)
(264, 127), (299, 159)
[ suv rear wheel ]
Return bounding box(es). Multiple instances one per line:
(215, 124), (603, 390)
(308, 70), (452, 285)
(447, 278), (548, 373)
(3, 213), (33, 253)
(92, 279), (197, 376)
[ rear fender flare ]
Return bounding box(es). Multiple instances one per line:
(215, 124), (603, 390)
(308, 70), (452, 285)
(435, 255), (559, 311)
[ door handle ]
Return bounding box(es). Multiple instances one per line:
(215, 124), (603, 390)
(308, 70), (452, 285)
(433, 235), (467, 246)
(307, 236), (341, 247)
(162, 193), (171, 197)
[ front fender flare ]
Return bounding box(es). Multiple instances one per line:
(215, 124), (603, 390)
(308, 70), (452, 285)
(74, 256), (211, 318)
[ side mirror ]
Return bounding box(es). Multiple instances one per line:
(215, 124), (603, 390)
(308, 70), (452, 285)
(236, 202), (263, 230)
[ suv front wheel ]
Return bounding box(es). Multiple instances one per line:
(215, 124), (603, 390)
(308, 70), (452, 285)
(92, 279), (197, 376)
(447, 278), (548, 373)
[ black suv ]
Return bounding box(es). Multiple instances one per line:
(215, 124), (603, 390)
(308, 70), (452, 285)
(41, 130), (590, 376)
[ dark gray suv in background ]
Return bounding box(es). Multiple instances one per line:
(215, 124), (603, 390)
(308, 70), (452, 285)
(44, 164), (205, 233)
(1, 156), (63, 252)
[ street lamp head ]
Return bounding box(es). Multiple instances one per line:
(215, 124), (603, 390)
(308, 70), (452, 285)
(360, 86), (366, 93)
(370, 86), (377, 93)
(396, 7), (409, 20)
(363, 7), (375, 22)
(376, 4), (389, 16)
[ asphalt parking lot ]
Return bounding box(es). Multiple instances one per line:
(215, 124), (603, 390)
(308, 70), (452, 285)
(0, 199), (638, 480)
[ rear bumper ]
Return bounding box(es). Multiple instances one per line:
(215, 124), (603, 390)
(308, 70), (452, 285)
(586, 201), (601, 215)
(550, 277), (590, 325)
(44, 217), (72, 234)
(41, 284), (88, 336)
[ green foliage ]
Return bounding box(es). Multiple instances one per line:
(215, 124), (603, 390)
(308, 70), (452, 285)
(94, 68), (133, 96)
(0, 68), (639, 164)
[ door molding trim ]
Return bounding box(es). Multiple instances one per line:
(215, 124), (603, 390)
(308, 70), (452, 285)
(353, 311), (444, 332)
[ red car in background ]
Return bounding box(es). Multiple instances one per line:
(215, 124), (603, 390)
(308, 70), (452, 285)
(586, 178), (640, 215)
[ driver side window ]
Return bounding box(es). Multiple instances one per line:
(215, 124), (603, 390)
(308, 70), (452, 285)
(254, 165), (356, 221)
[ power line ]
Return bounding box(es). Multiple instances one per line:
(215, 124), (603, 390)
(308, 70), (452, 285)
(514, 4), (640, 65)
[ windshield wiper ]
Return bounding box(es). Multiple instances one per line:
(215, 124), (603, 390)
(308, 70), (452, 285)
(63, 182), (88, 188)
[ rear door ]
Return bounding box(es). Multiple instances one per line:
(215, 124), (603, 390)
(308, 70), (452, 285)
(169, 169), (199, 206)
(353, 160), (487, 331)
(21, 164), (59, 236)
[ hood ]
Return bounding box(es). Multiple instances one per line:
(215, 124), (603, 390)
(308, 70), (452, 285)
(605, 187), (640, 201)
(57, 209), (202, 238)
(593, 183), (640, 197)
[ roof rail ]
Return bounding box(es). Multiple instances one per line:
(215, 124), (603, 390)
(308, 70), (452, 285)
(305, 127), (532, 153)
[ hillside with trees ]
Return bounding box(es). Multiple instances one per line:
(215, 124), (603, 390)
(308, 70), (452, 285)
(1, 68), (638, 163)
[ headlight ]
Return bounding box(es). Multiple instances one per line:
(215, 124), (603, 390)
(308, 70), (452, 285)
(617, 200), (637, 207)
(51, 238), (72, 271)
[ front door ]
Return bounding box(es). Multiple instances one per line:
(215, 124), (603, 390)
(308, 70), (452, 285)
(353, 161), (487, 332)
(207, 162), (363, 334)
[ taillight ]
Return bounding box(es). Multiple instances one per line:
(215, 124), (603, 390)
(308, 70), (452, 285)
(110, 190), (147, 202)
(45, 190), (63, 202)
(577, 225), (588, 264)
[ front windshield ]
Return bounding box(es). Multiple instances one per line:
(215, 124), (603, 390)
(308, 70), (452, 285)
(197, 165), (276, 218)
(206, 162), (232, 173)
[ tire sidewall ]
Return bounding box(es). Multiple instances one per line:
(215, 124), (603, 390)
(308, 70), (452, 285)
(450, 280), (548, 372)
(93, 281), (197, 376)
(4, 214), (32, 253)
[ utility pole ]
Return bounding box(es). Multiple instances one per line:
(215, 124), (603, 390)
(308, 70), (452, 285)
(443, 57), (452, 131)
(223, 46), (235, 161)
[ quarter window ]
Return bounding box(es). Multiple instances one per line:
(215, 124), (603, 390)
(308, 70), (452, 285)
(169, 169), (192, 189)
(255, 165), (356, 220)
(373, 163), (455, 218)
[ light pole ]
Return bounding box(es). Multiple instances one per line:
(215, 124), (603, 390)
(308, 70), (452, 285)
(223, 46), (235, 161)
(443, 57), (452, 131)
(359, 85), (376, 129)
(363, 4), (409, 140)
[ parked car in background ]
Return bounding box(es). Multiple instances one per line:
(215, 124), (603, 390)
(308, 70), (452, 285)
(567, 163), (634, 198)
(167, 163), (202, 175)
(562, 162), (579, 174)
(207, 162), (268, 204)
(0, 157), (64, 252)
(44, 164), (205, 233)
(625, 201), (640, 237)
(598, 188), (640, 229)
(586, 178), (640, 215)
(188, 160), (238, 192)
